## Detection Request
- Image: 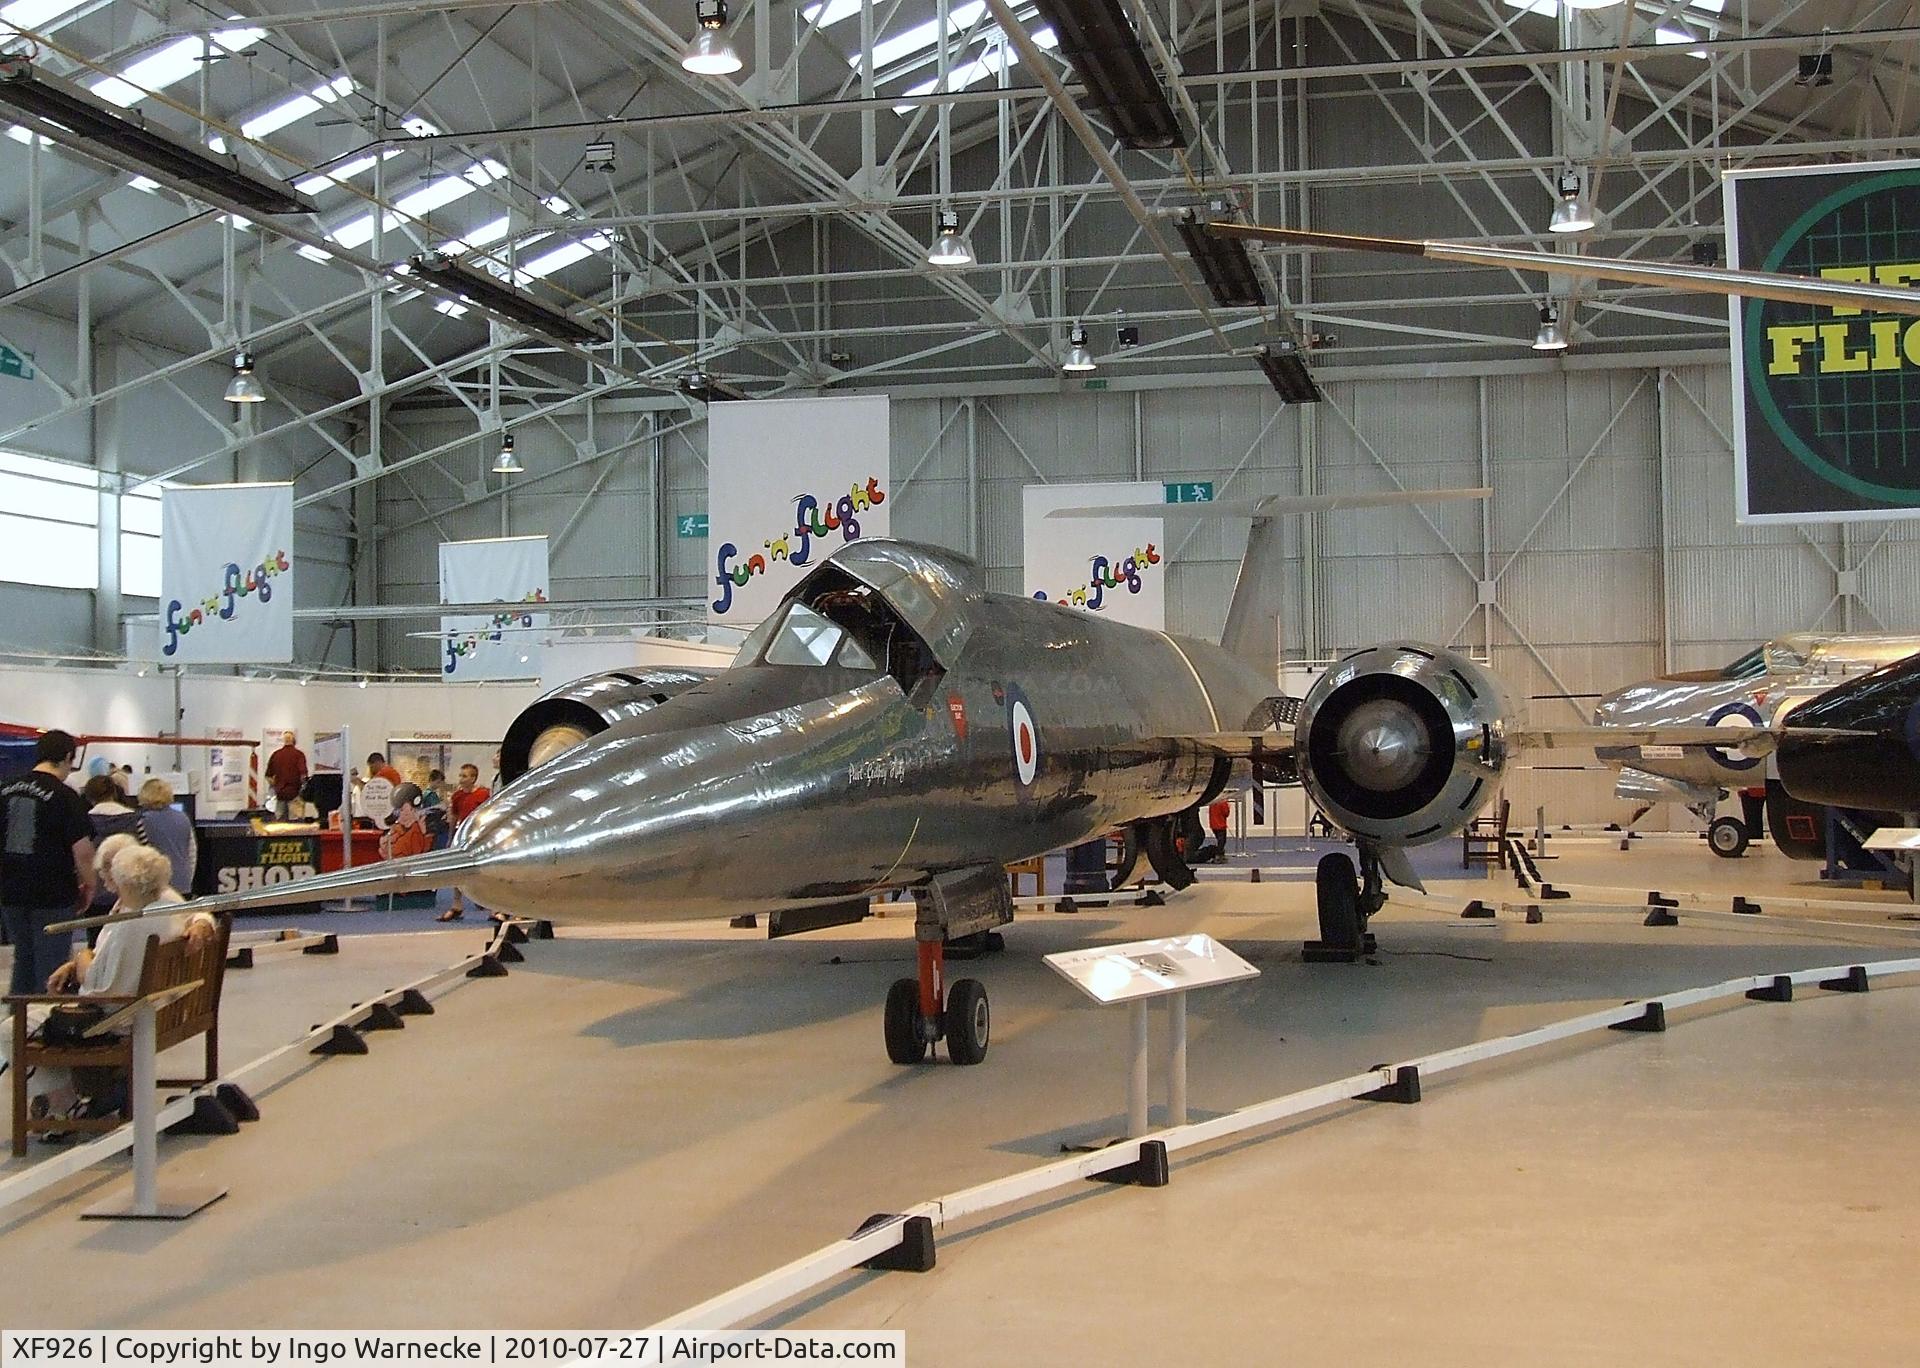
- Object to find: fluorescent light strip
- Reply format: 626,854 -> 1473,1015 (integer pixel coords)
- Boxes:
90,27 -> 265,108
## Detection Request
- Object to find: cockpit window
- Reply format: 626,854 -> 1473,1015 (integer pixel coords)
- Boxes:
1719,646 -> 1767,681
764,603 -> 844,666
755,566 -> 944,693
835,636 -> 879,670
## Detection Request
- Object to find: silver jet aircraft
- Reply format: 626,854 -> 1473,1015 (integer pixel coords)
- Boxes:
1591,632 -> 1920,854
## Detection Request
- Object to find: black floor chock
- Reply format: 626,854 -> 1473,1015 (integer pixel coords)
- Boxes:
854,1213 -> 937,1272
360,1000 -> 406,1031
303,934 -> 340,956
215,1082 -> 260,1122
1608,1001 -> 1667,1033
392,988 -> 434,1016
1746,975 -> 1794,1003
1360,1065 -> 1422,1104
167,1094 -> 241,1137
1088,1139 -> 1171,1188
311,1023 -> 369,1056
1819,965 -> 1870,993
467,954 -> 509,978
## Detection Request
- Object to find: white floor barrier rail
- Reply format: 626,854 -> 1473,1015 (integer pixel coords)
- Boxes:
649,953 -> 1920,1332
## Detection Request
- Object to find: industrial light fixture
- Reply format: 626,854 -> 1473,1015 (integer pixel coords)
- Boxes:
1174,203 -> 1268,309
583,140 -> 616,173
1117,326 -> 1141,348
1532,304 -> 1569,352
492,433 -> 523,475
224,352 -> 266,403
681,0 -> 742,76
1254,337 -> 1322,404
408,252 -> 609,347
927,207 -> 974,268
1548,170 -> 1596,235
677,370 -> 751,402
1062,325 -> 1096,373
1028,0 -> 1185,149
0,57 -> 317,215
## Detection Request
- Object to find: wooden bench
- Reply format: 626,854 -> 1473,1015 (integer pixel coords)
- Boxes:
1462,797 -> 1511,870
1006,856 -> 1046,898
8,916 -> 230,1156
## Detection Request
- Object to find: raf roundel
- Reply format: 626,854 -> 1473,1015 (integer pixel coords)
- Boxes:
1010,695 -> 1039,788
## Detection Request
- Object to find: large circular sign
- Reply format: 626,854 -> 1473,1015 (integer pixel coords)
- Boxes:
1743,167 -> 1920,507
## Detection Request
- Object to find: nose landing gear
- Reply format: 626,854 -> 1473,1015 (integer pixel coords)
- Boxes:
1303,847 -> 1385,962
883,937 -> 992,1065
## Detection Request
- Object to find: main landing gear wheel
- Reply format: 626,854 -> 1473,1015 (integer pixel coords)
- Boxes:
1315,851 -> 1364,951
884,979 -> 928,1064
1708,816 -> 1750,859
946,979 -> 990,1065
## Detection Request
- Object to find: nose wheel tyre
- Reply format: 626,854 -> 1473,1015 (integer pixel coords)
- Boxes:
884,978 -> 929,1064
1315,851 -> 1364,951
945,979 -> 990,1065
1708,816 -> 1750,859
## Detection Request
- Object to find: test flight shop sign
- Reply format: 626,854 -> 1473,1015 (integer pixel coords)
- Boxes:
1726,159 -> 1920,523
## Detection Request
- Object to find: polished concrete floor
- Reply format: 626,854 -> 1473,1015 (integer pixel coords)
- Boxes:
1,841 -> 1916,1362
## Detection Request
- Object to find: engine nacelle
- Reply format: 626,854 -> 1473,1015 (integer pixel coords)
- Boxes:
499,668 -> 715,786
1296,643 -> 1509,846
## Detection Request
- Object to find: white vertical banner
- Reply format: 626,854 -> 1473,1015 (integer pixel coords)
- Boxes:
1022,482 -> 1166,631
706,395 -> 890,636
439,535 -> 550,680
159,483 -> 294,663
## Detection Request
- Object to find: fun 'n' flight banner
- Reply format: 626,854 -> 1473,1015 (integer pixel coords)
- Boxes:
706,395 -> 890,637
1021,482 -> 1166,631
439,535 -> 549,679
159,482 -> 294,663
1726,159 -> 1920,523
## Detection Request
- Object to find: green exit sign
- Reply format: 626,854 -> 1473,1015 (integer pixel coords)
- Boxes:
676,513 -> 709,538
1164,481 -> 1214,504
0,345 -> 34,381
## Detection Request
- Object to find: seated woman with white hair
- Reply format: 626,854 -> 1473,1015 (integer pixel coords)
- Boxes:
2,843 -> 214,1128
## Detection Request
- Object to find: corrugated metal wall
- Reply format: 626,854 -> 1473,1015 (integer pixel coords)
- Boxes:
381,359 -> 1920,824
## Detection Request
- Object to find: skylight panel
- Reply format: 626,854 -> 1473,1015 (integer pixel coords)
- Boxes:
91,27 -> 265,108
327,160 -> 507,249
434,299 -> 469,318
241,75 -> 354,140
871,1 -> 986,71
294,149 -> 406,196
517,233 -> 611,282
0,0 -> 87,29
895,27 -> 1054,110
443,214 -> 511,253
801,0 -> 863,26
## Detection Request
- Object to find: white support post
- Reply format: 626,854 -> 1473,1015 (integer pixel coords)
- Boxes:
1166,992 -> 1188,1128
82,999 -> 225,1221
1126,1000 -> 1150,1139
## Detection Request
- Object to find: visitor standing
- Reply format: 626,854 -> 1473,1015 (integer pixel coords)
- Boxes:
136,777 -> 198,896
266,731 -> 309,821
0,730 -> 96,995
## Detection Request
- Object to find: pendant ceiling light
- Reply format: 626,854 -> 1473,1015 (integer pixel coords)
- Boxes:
1061,325 -> 1096,373
927,207 -> 975,268
1548,169 -> 1596,234
224,351 -> 265,403
492,433 -> 523,474
1532,304 -> 1569,352
681,0 -> 742,76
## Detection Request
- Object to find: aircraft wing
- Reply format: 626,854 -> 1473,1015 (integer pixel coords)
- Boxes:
1167,728 -> 1296,758
180,847 -> 489,917
1511,724 -> 1871,753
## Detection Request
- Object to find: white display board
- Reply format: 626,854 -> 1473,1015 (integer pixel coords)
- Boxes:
1045,934 -> 1259,1004
439,535 -> 550,680
159,483 -> 294,663
1022,482 -> 1166,630
706,395 -> 891,636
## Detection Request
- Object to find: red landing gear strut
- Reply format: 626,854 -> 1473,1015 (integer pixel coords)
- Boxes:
883,934 -> 991,1066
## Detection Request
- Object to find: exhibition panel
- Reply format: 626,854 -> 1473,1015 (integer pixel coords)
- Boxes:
0,0 -> 1916,1359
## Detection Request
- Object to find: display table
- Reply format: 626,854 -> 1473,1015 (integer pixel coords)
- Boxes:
316,828 -> 384,873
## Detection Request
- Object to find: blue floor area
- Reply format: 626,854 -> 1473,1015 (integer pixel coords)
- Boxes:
232,888 -> 486,936
1206,835 -> 1469,884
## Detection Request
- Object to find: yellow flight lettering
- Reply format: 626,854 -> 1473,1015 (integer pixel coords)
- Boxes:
1816,322 -> 1871,373
1767,324 -> 1819,375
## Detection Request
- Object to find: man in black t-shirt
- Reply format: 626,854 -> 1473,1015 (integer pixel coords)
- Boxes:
1,730 -> 97,995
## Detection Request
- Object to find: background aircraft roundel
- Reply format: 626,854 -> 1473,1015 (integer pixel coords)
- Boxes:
1706,702 -> 1766,770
